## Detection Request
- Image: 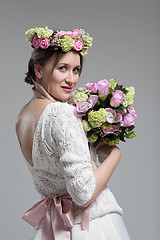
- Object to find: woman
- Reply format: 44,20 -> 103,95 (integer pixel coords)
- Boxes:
16,27 -> 130,240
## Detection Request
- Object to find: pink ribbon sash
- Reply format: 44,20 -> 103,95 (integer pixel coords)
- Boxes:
22,190 -> 74,240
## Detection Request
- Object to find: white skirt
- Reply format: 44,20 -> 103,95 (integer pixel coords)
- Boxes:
31,213 -> 130,240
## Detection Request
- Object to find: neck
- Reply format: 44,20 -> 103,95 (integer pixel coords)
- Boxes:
32,79 -> 56,102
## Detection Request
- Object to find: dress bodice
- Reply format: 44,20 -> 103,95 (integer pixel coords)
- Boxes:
27,101 -> 122,224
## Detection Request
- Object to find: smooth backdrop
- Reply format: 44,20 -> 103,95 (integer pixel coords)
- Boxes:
0,0 -> 159,239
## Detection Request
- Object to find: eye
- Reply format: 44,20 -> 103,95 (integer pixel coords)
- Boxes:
59,66 -> 67,72
73,67 -> 80,74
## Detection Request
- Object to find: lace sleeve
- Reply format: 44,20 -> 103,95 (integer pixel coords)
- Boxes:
50,103 -> 96,206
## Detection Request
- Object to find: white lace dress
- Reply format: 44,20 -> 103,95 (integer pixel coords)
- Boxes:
25,101 -> 130,240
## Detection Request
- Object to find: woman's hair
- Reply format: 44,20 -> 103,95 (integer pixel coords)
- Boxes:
25,48 -> 83,85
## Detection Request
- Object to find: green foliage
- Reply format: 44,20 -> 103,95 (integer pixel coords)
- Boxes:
115,84 -> 128,94
126,131 -> 136,139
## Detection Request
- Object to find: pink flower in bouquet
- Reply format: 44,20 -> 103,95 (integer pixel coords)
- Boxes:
102,124 -> 120,134
85,82 -> 98,93
66,31 -> 73,37
74,95 -> 98,117
40,38 -> 49,49
58,31 -> 67,35
122,108 -> 127,114
105,108 -> 122,124
110,90 -> 126,108
120,113 -> 135,127
31,36 -> 40,49
73,41 -> 83,51
97,79 -> 110,95
73,29 -> 81,36
127,106 -> 137,118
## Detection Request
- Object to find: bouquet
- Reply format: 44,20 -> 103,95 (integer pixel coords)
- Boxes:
73,78 -> 137,147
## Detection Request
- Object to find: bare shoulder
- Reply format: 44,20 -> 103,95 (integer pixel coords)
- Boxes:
16,98 -> 52,138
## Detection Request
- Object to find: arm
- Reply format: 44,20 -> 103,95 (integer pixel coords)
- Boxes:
82,146 -> 121,207
50,103 -> 121,207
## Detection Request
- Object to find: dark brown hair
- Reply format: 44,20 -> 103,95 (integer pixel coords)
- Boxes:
24,48 -> 83,85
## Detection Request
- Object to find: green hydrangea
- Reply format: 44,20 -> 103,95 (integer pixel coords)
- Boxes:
88,108 -> 107,128
73,92 -> 88,104
82,120 -> 92,132
26,27 -> 53,41
103,137 -> 120,145
108,137 -> 120,146
35,27 -> 53,38
80,48 -> 88,56
88,133 -> 98,143
84,34 -> 93,48
122,86 -> 135,107
98,108 -> 108,119
61,35 -> 75,52
26,28 -> 35,40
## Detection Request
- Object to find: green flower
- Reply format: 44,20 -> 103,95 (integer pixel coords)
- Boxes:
84,34 -> 93,48
98,108 -> 108,119
26,28 -> 35,40
73,92 -> 88,104
82,120 -> 92,132
61,35 -> 74,52
88,133 -> 98,143
108,137 -> 120,146
103,137 -> 120,145
88,108 -> 107,128
122,86 -> 135,107
80,48 -> 87,56
35,27 -> 53,38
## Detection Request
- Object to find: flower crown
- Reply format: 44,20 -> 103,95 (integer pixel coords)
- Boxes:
26,26 -> 92,56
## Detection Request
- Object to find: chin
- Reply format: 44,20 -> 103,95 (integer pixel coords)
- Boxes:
57,94 -> 72,102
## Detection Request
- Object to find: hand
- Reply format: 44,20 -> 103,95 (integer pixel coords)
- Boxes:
96,144 -> 120,164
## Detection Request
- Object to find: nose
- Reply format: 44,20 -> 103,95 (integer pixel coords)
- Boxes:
65,71 -> 75,85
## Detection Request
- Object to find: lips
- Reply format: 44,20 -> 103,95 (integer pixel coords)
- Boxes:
61,86 -> 73,92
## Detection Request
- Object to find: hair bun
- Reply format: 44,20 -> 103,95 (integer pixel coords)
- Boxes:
24,72 -> 34,85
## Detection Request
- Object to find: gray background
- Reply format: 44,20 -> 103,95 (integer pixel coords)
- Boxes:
0,0 -> 159,239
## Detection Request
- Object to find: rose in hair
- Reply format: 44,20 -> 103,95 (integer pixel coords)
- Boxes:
73,41 -> 83,51
40,38 -> 49,49
31,36 -> 40,49
73,29 -> 81,36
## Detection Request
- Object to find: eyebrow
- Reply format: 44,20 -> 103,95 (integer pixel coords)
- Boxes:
57,63 -> 81,68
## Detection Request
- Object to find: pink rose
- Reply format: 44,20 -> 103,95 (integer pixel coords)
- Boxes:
102,124 -> 120,134
122,108 -> 127,114
127,106 -> 137,118
97,79 -> 110,95
74,101 -> 91,117
110,90 -> 126,108
66,31 -> 73,37
31,36 -> 40,49
74,95 -> 98,117
40,38 -> 49,49
73,41 -> 83,51
85,82 -> 98,93
73,29 -> 81,36
120,113 -> 135,127
105,108 -> 122,123
58,31 -> 67,35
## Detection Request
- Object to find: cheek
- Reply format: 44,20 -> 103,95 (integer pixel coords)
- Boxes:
51,72 -> 63,83
75,75 -> 79,84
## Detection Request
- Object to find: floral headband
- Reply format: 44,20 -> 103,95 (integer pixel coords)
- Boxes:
25,26 -> 92,56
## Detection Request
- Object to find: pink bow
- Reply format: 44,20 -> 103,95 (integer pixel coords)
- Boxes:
22,190 -> 74,240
